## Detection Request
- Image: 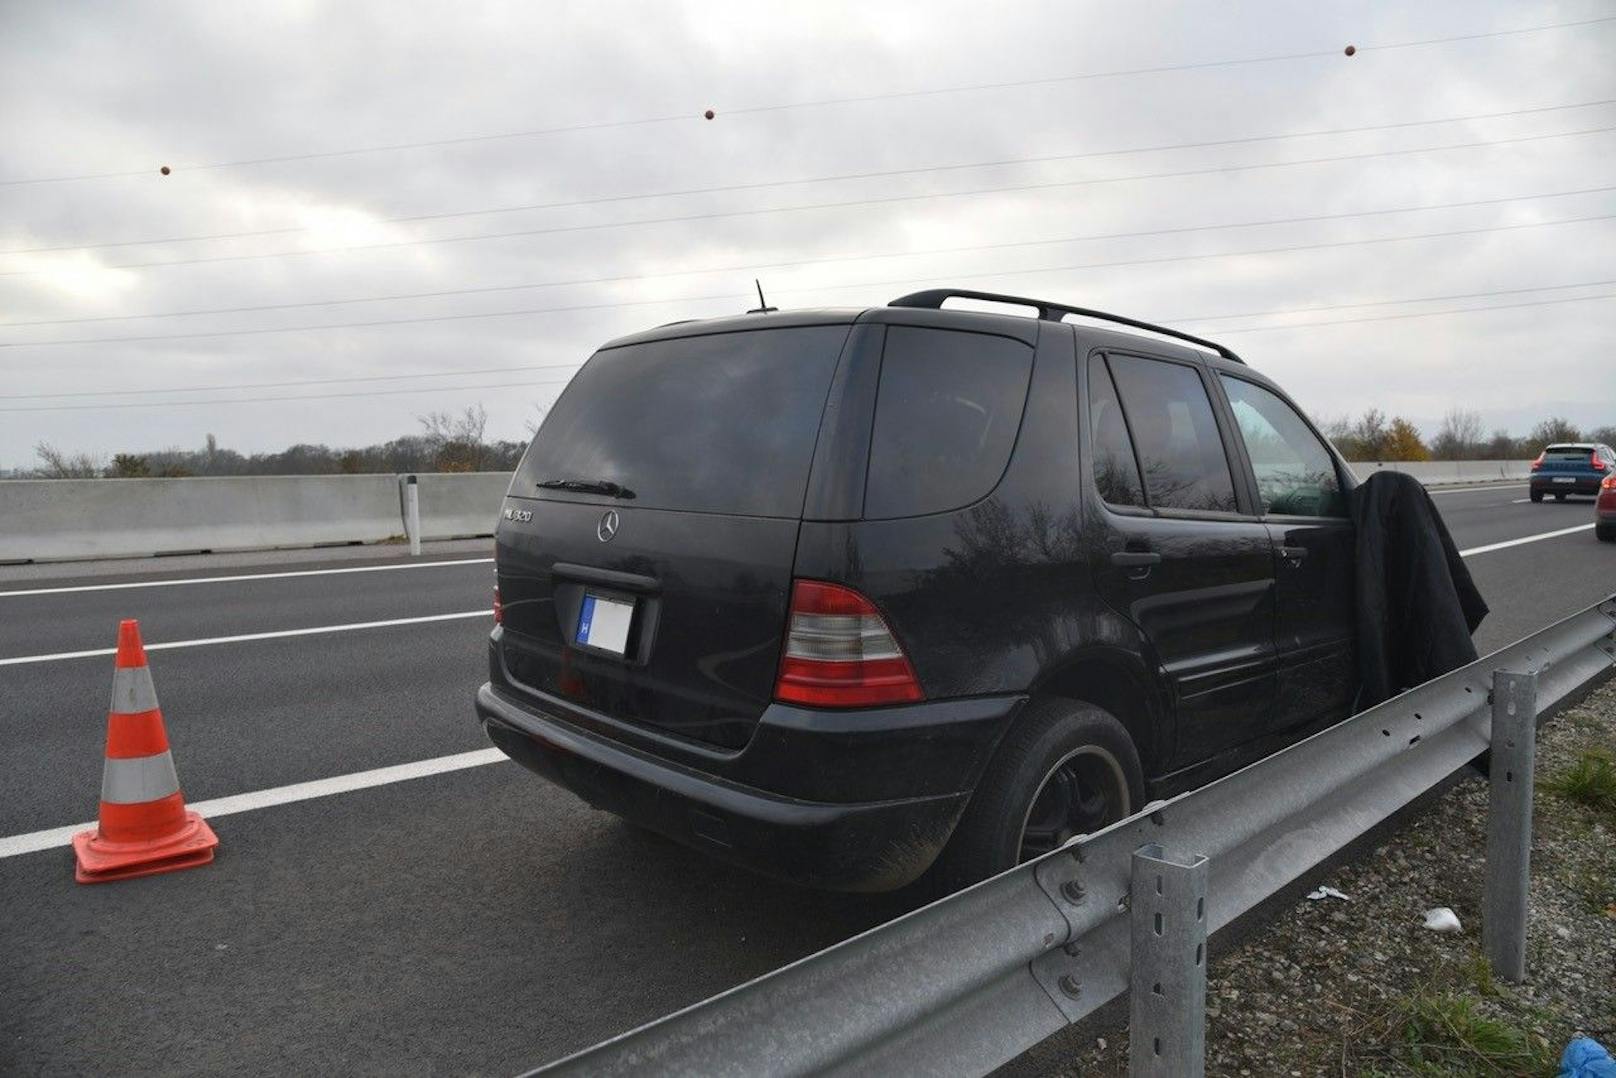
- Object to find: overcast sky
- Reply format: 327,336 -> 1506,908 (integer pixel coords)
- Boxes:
2,0 -> 1613,470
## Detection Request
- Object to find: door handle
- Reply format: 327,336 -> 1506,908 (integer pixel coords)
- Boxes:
1110,551 -> 1162,568
1279,545 -> 1308,565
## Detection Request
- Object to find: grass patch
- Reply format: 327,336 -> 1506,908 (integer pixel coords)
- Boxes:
1350,992 -> 1552,1076
1542,751 -> 1616,815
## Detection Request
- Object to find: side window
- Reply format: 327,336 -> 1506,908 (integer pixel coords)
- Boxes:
1086,355 -> 1145,507
1107,354 -> 1239,513
864,326 -> 1033,519
1219,375 -> 1346,518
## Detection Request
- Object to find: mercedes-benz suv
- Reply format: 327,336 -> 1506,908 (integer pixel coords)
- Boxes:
475,289 -> 1357,892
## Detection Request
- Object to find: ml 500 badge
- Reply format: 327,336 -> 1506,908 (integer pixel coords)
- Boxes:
503,506 -> 533,523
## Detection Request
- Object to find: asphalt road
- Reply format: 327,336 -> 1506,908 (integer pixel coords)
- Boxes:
1,483 -> 1611,1076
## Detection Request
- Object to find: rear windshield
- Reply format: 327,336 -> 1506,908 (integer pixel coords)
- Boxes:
1543,446 -> 1592,460
518,325 -> 850,517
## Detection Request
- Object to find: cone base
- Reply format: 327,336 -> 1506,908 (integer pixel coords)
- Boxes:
72,811 -> 219,884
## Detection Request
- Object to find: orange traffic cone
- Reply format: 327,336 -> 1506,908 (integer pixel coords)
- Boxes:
72,619 -> 218,884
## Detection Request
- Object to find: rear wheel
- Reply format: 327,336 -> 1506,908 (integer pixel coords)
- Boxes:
1529,490 -> 1543,503
926,699 -> 1143,895
1597,523 -> 1616,542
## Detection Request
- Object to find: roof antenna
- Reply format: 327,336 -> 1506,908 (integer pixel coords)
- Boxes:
748,278 -> 777,314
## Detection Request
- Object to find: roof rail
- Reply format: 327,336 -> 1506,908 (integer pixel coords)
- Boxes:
888,288 -> 1245,365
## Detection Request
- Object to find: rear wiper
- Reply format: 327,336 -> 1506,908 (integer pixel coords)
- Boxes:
535,477 -> 636,499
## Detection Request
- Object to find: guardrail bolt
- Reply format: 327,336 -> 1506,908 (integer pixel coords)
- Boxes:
1061,879 -> 1087,904
1057,974 -> 1083,999
1064,941 -> 1082,958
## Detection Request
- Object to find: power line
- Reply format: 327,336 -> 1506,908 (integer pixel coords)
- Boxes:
1209,291 -> 1616,335
9,97 -> 1612,256
5,14 -> 1609,187
0,379 -> 574,413
6,124 -> 1613,278
0,361 -> 586,400
9,287 -> 1615,413
5,211 -> 1614,349
1165,279 -> 1616,324
8,183 -> 1610,328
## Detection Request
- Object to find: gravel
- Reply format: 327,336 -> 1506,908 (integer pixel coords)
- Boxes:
1050,673 -> 1616,1076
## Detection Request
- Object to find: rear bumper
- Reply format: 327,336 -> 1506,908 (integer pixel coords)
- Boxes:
1530,475 -> 1603,495
475,682 -> 1020,891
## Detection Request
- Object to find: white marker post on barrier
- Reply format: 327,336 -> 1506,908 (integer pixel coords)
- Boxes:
404,475 -> 422,556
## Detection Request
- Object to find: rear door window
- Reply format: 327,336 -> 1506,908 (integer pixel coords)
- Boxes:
1087,355 -> 1145,507
1219,376 -> 1347,517
1107,354 -> 1239,513
519,325 -> 849,517
864,327 -> 1033,519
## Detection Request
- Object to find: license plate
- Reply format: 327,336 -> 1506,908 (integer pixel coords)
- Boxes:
1552,476 -> 1576,483
577,593 -> 634,655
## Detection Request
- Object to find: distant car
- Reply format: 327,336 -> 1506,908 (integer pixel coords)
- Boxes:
476,287 -> 1360,893
1528,443 -> 1614,502
1597,474 -> 1616,541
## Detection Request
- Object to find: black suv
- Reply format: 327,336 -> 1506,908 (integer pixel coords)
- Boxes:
476,289 -> 1356,892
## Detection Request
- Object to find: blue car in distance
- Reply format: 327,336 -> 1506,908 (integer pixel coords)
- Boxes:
1529,442 -> 1615,502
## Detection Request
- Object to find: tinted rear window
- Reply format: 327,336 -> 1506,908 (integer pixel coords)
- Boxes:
1543,446 -> 1592,460
864,326 -> 1033,519
518,326 -> 849,517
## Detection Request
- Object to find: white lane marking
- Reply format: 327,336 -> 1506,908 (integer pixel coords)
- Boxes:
1510,498 -> 1530,504
0,748 -> 508,859
0,557 -> 494,598
0,609 -> 488,666
1425,483 -> 1528,495
1459,523 -> 1596,557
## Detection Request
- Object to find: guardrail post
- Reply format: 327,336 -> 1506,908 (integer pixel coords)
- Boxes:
404,475 -> 422,556
1129,844 -> 1208,1078
1484,669 -> 1537,983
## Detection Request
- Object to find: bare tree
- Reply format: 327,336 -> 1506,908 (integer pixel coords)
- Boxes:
1430,408 -> 1483,460
33,441 -> 103,478
1527,416 -> 1582,450
417,403 -> 490,472
1350,408 -> 1388,460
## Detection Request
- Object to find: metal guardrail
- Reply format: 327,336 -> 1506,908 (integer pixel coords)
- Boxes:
531,595 -> 1616,1077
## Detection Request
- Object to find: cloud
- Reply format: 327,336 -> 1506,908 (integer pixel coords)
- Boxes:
0,0 -> 1612,469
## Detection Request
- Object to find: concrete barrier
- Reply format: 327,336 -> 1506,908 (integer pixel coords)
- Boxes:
0,462 -> 1534,564
1347,460 -> 1532,485
406,472 -> 512,541
0,475 -> 405,563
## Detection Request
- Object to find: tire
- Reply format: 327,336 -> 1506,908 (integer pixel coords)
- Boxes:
1597,523 -> 1616,542
925,698 -> 1144,896
1529,490 -> 1543,503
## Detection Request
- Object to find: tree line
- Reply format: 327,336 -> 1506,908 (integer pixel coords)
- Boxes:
17,404 -> 1615,478
28,406 -> 527,479
1318,409 -> 1613,463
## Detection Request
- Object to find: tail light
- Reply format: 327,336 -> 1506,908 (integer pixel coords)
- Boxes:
493,586 -> 504,624
1530,452 -> 1544,472
1592,452 -> 1607,472
774,580 -> 923,707
1603,474 -> 1616,490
